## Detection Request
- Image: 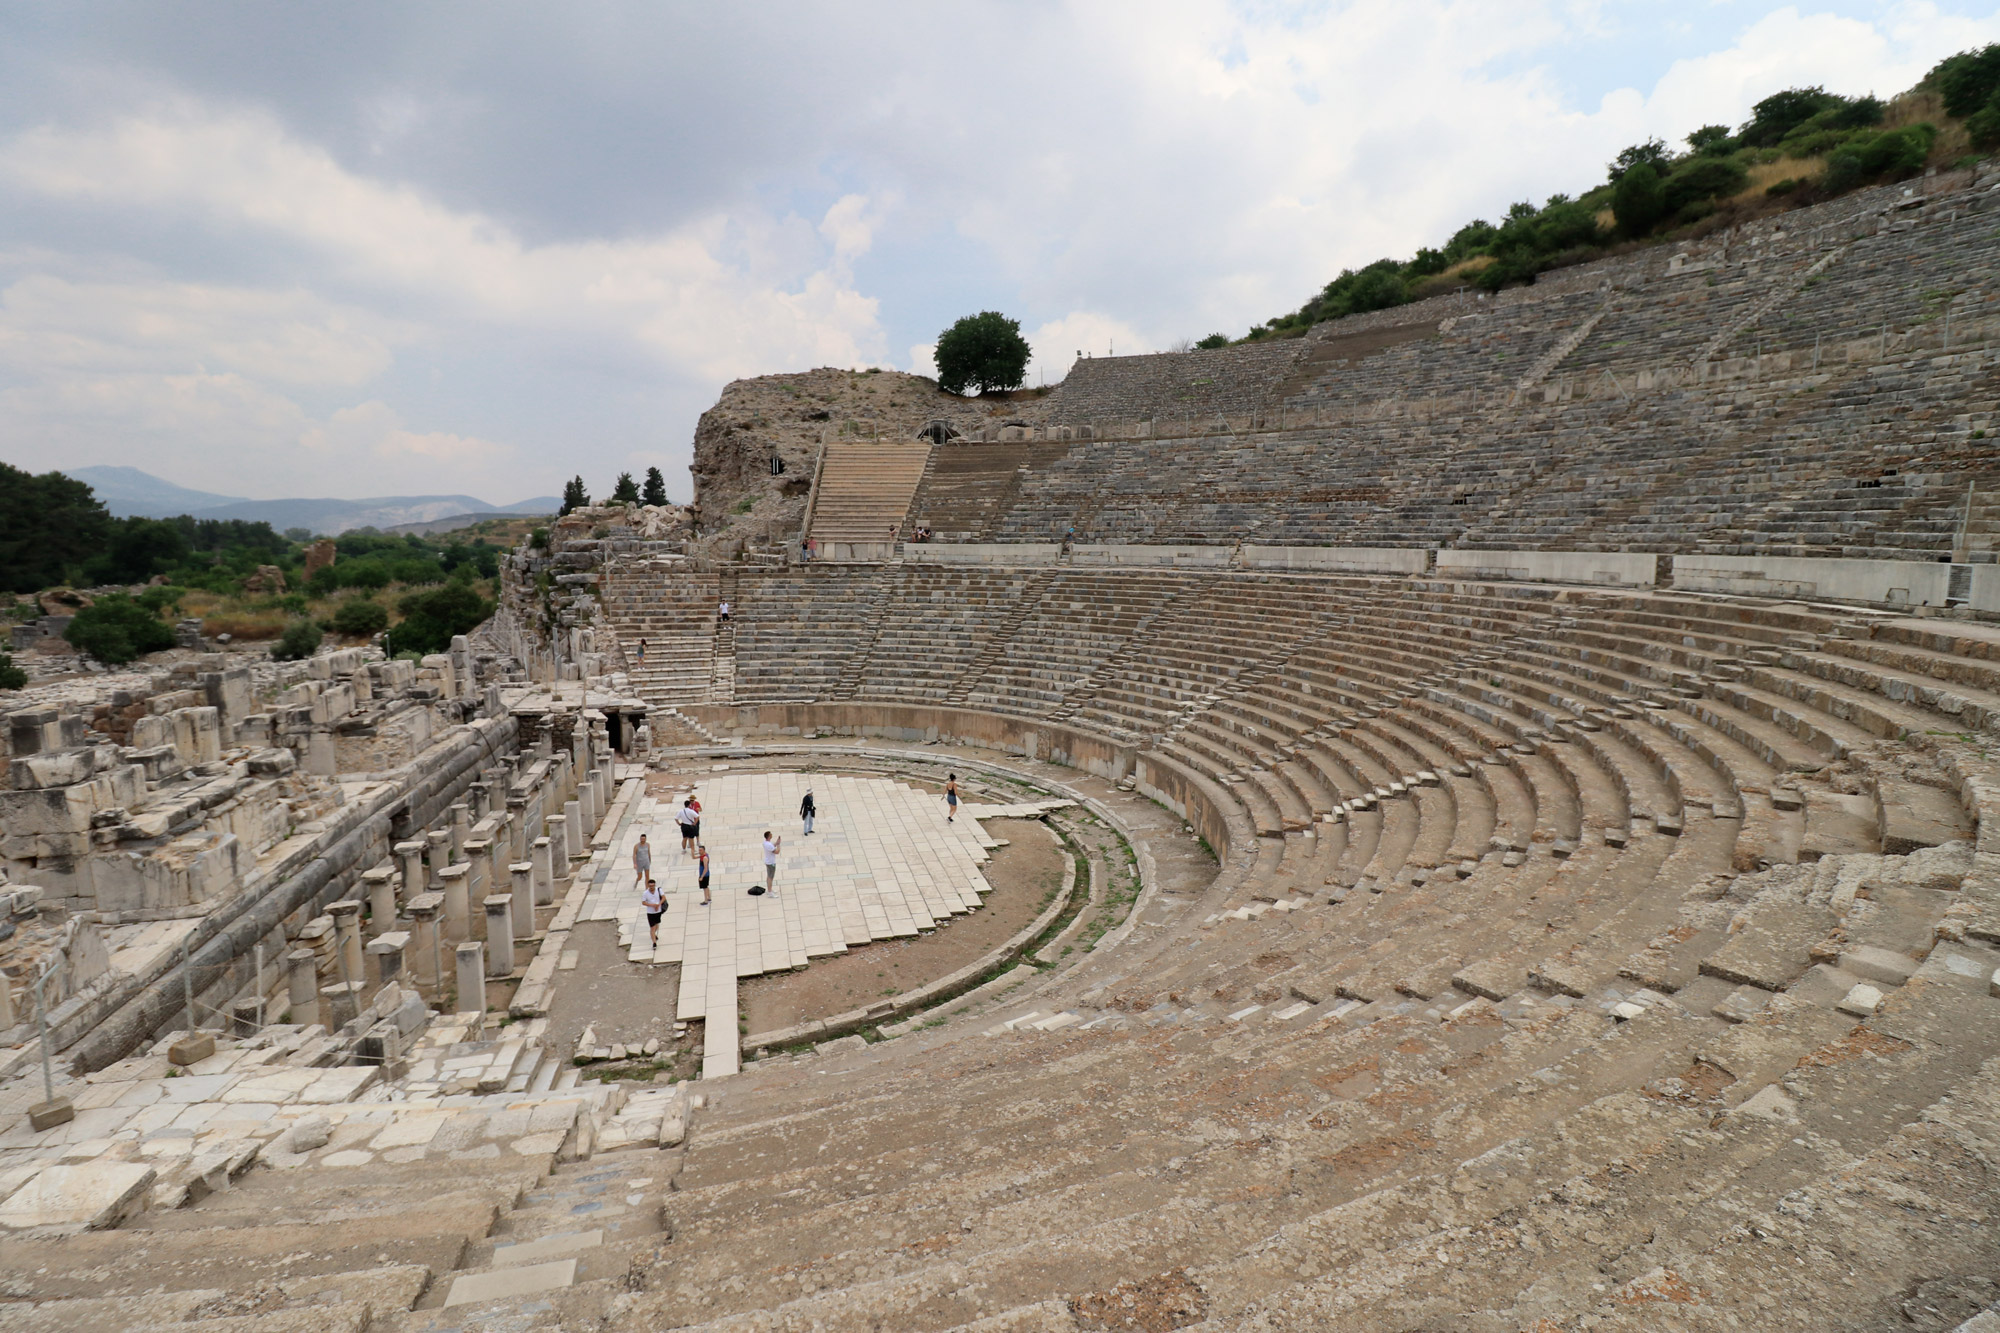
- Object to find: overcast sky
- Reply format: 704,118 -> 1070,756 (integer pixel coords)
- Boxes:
0,2 -> 1995,506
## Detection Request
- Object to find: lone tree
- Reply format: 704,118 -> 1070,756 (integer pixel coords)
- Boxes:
610,471 -> 641,505
559,475 -> 589,516
642,467 -> 668,507
934,311 -> 1031,396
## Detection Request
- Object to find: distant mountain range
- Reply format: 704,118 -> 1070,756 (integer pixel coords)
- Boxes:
70,466 -> 558,535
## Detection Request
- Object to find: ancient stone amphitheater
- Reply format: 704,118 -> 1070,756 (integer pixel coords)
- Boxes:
4,167 -> 2000,1330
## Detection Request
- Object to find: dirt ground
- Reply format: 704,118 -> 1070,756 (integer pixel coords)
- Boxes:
540,916 -> 701,1081
738,816 -> 1068,1036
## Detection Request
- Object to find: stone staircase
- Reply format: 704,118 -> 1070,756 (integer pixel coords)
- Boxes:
941,568 -> 1056,705
805,442 -> 932,548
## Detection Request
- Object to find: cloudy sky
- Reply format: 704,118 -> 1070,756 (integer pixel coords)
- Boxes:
1,2 -> 1995,506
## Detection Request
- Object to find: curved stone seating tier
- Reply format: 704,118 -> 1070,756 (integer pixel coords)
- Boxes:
892,177 -> 2000,560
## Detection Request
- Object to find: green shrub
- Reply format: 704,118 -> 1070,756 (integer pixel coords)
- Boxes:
1928,43 -> 2000,119
1663,156 -> 1749,213
64,593 -> 175,665
1194,334 -> 1231,350
1686,124 -> 1734,154
1967,89 -> 2000,151
272,619 -> 323,661
385,583 -> 493,657
1612,162 -> 1667,237
0,651 -> 24,690
1824,123 -> 1937,193
1766,177 -> 1801,196
529,528 -> 550,550
330,598 -> 388,637
1739,87 -> 1845,147
934,311 -> 1031,396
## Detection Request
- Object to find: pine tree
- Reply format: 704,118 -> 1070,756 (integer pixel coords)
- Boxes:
610,471 -> 641,504
559,475 -> 589,516
642,466 -> 668,507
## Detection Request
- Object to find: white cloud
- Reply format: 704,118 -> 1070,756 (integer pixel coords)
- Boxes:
1022,312 -> 1153,387
299,400 -> 510,468
0,275 -> 398,385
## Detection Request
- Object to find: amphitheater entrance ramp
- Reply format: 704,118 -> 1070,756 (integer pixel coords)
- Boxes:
805,441 -> 931,560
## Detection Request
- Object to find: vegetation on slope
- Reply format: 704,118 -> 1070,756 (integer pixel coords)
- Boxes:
1,461 -> 509,665
1236,45 -> 2000,342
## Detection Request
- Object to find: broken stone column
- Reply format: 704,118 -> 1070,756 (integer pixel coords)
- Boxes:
438,864 -> 471,944
577,776 -> 598,840
319,980 -> 365,1029
362,866 -> 397,933
449,802 -> 471,861
287,948 -> 320,1028
483,896 -> 514,977
489,810 -> 515,873
506,796 -> 529,862
468,780 -> 491,821
369,931 -> 409,990
425,829 -> 452,888
407,892 -> 444,992
547,809 -> 570,867
230,996 -> 263,1037
464,837 -> 493,904
328,900 -> 365,986
563,799 -> 584,860
395,841 -> 426,901
455,942 -> 486,1015
306,729 -> 337,777
510,861 -> 536,941
532,836 -> 554,905
0,972 -> 12,1028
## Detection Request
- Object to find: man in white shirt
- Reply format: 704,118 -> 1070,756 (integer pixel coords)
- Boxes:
762,831 -> 781,896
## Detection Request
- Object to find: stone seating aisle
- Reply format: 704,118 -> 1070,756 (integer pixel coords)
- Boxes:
806,442 -> 932,547
729,569 -> 882,701
598,561 -> 719,706
960,571 -> 1187,717
848,566 -> 1042,703
906,442 -> 1073,541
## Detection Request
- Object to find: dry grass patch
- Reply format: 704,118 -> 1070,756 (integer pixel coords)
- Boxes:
1732,157 -> 1825,200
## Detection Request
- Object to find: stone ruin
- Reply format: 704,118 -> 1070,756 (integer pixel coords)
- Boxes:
7,163 -> 2000,1332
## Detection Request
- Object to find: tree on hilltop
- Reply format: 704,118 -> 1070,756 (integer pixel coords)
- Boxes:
559,475 -> 589,516
610,471 -> 640,505
642,467 -> 668,506
935,312 -> 1031,396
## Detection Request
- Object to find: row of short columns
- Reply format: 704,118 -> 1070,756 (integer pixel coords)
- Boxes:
342,719 -> 610,1017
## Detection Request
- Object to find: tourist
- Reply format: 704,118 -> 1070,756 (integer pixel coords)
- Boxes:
696,845 -> 712,906
632,832 -> 651,887
641,876 -> 665,948
677,797 -> 700,854
800,787 -> 816,836
944,774 -> 959,823
635,639 -> 646,666
763,830 -> 781,895
718,599 -> 732,623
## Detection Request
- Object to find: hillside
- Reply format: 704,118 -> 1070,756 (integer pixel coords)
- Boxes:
1237,44 -> 2000,344
687,366 -> 1052,556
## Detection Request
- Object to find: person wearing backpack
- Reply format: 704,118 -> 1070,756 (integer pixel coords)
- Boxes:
800,788 -> 816,836
641,876 -> 665,948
